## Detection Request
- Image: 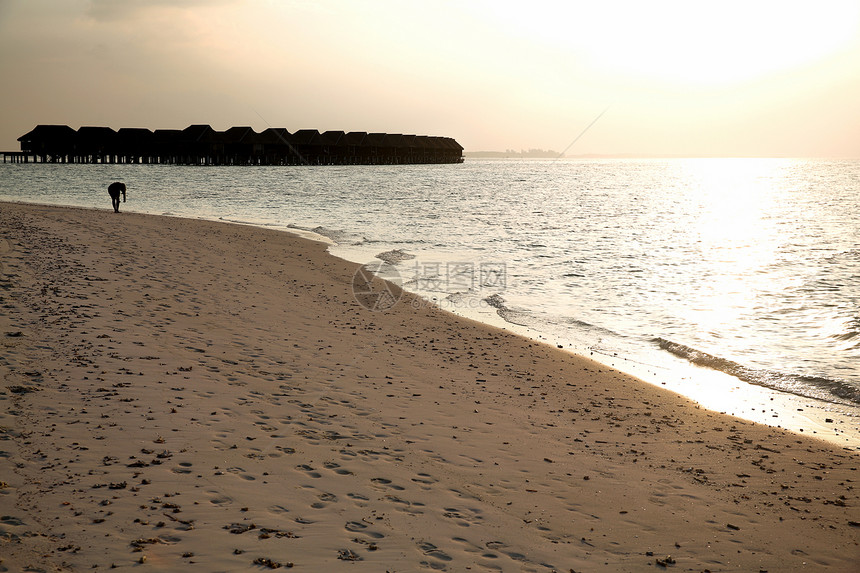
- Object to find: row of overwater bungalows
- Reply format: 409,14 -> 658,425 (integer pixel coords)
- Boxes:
13,125 -> 464,165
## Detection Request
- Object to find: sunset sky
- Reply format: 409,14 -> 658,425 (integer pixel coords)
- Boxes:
1,0 -> 859,156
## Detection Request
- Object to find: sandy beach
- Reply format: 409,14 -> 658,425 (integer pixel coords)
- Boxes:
0,201 -> 857,572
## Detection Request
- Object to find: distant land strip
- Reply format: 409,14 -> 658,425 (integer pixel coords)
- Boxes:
6,124 -> 464,165
465,149 -> 561,159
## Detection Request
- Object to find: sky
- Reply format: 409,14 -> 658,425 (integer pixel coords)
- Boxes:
1,0 -> 860,157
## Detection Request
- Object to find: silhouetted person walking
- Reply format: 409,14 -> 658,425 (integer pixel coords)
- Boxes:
108,182 -> 126,213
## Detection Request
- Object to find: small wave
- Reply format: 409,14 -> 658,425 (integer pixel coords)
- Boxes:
375,249 -> 416,265
483,296 -> 617,341
823,247 -> 860,265
353,237 -> 429,246
832,332 -> 860,352
558,315 -> 600,331
829,317 -> 860,344
484,293 -> 506,310
654,337 -> 860,406
831,331 -> 858,342
309,226 -> 353,243
219,216 -> 277,227
482,294 -> 531,327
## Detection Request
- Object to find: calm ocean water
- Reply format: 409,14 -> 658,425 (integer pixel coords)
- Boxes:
2,158 -> 859,415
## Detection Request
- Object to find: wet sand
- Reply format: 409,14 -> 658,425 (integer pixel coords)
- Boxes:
0,201 -> 858,572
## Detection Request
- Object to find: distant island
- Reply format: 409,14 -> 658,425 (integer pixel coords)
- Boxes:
464,151 -> 774,159
9,124 -> 464,166
465,149 -> 561,159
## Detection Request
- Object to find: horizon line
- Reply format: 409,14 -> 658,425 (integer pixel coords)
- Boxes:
463,152 -> 860,160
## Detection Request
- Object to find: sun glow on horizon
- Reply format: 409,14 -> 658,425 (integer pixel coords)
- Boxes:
478,0 -> 860,88
1,0 -> 860,155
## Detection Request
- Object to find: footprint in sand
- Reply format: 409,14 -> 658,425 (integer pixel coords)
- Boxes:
172,462 -> 194,474
296,464 -> 321,478
411,473 -> 438,489
441,506 -> 484,527
208,494 -> 233,506
417,540 -> 454,566
370,477 -> 405,491
310,492 -> 338,509
450,536 -> 487,555
481,541 -> 534,565
384,494 -> 425,515
225,466 -> 256,481
346,492 -> 369,507
344,520 -> 385,539
323,461 -> 354,475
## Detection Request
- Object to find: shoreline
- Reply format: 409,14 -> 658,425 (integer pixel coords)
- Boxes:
1,201 -> 858,571
4,195 -> 859,449
414,290 -> 860,449
325,240 -> 860,450
3,159 -> 860,436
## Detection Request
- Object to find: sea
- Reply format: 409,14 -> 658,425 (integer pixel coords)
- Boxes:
2,158 -> 858,446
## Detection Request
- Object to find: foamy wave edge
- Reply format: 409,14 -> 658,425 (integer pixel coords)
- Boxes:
654,337 -> 860,406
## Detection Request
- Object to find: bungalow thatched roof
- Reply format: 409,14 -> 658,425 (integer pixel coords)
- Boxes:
343,132 -> 367,146
258,128 -> 292,145
221,126 -> 258,144
153,129 -> 183,144
77,126 -> 117,142
117,127 -> 153,140
445,137 -> 465,151
18,124 -> 77,144
321,131 -> 346,146
182,124 -> 218,143
292,129 -> 322,146
382,134 -> 404,148
364,133 -> 386,147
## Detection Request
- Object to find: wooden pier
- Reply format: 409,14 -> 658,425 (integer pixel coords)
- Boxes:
2,152 -> 32,163
10,125 -> 464,166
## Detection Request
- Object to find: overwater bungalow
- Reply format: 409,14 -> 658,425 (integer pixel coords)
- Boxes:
8,124 -> 463,165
